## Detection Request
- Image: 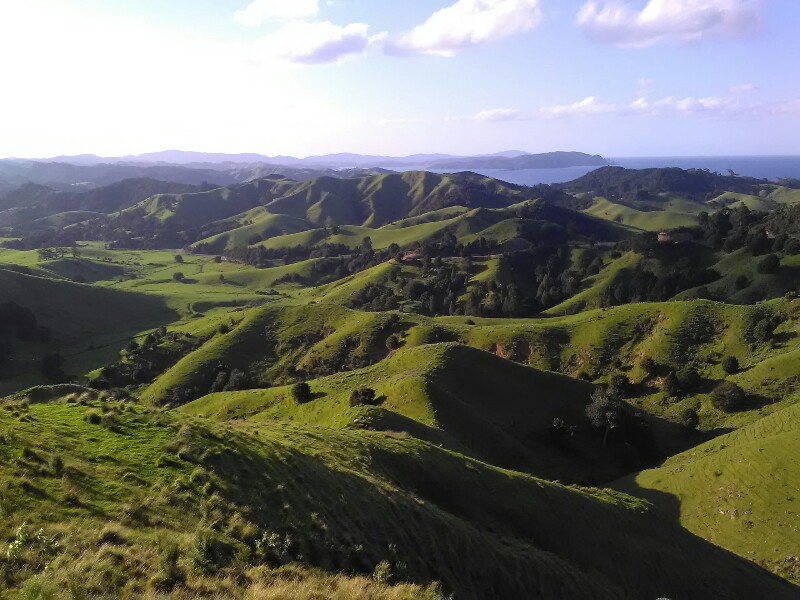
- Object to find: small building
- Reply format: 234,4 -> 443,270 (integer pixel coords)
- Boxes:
402,251 -> 423,263
657,231 -> 672,243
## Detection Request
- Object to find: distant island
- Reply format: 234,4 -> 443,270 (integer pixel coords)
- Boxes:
10,150 -> 609,172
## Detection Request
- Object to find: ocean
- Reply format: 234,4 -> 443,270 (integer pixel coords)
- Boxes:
407,156 -> 800,187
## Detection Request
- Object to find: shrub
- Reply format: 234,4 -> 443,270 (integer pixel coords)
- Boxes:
190,529 -> 233,574
385,335 -> 400,351
172,272 -> 185,282
174,255 -> 183,263
292,382 -> 311,404
680,408 -> 700,429
350,388 -> 376,407
722,356 -> 739,374
664,367 -> 701,398
711,381 -> 748,412
85,410 -> 101,425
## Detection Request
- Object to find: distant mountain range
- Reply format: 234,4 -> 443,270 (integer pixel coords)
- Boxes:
10,150 -> 608,172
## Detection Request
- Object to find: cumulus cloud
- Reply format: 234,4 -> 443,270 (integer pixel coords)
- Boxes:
475,108 -> 522,121
540,96 -> 617,118
387,0 -> 542,57
234,0 -> 319,26
539,93 -> 750,118
254,20 -> 377,65
630,95 -> 737,115
576,0 -> 760,47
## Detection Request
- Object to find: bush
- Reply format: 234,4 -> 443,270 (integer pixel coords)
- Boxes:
292,382 -> 311,404
722,356 -> 739,374
757,254 -> 780,274
85,410 -> 101,425
711,381 -> 748,412
385,335 -> 400,351
172,272 -> 185,282
664,367 -> 700,398
680,408 -> 700,429
174,255 -> 184,263
350,388 -> 376,407
190,529 -> 233,574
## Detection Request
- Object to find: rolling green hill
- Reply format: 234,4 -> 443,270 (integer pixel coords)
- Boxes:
0,268 -> 175,394
616,400 -> 800,583
0,387 -> 793,598
3,165 -> 800,596
583,197 -> 702,231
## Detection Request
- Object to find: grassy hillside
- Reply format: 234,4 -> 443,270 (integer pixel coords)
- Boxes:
0,269 -> 175,394
0,387 -> 792,598
616,400 -> 800,583
181,342 -> 603,480
583,197 -> 701,231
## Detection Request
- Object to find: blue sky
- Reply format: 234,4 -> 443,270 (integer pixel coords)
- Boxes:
0,0 -> 798,158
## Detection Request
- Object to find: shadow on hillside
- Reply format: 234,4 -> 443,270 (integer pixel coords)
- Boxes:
738,392 -> 776,412
773,330 -> 797,347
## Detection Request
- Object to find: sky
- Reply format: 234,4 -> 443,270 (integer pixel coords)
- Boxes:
0,0 -> 798,158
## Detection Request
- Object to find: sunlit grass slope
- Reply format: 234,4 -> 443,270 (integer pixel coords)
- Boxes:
616,400 -> 800,583
0,387 -> 792,599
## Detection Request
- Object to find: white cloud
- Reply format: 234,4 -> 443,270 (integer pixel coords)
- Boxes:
234,0 -> 319,27
630,95 -> 738,115
540,96 -> 617,118
475,108 -> 521,121
577,0 -> 760,47
729,82 -> 756,93
387,0 -> 542,57
253,20 -> 377,65
539,93 -> 748,118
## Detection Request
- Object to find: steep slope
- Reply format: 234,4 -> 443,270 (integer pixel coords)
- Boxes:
0,269 -> 175,393
616,401 -> 800,583
181,343 -> 598,479
1,388 -> 792,598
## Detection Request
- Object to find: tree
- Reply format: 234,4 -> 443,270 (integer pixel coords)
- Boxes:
224,369 -> 248,392
757,254 -> 780,274
585,387 -> 626,446
711,381 -> 748,412
350,388 -> 376,407
722,356 -> 739,374
292,382 -> 311,404
172,272 -> 185,282
663,372 -> 682,398
680,408 -> 700,430
385,335 -> 400,351
174,254 -> 184,263
607,374 -> 630,398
